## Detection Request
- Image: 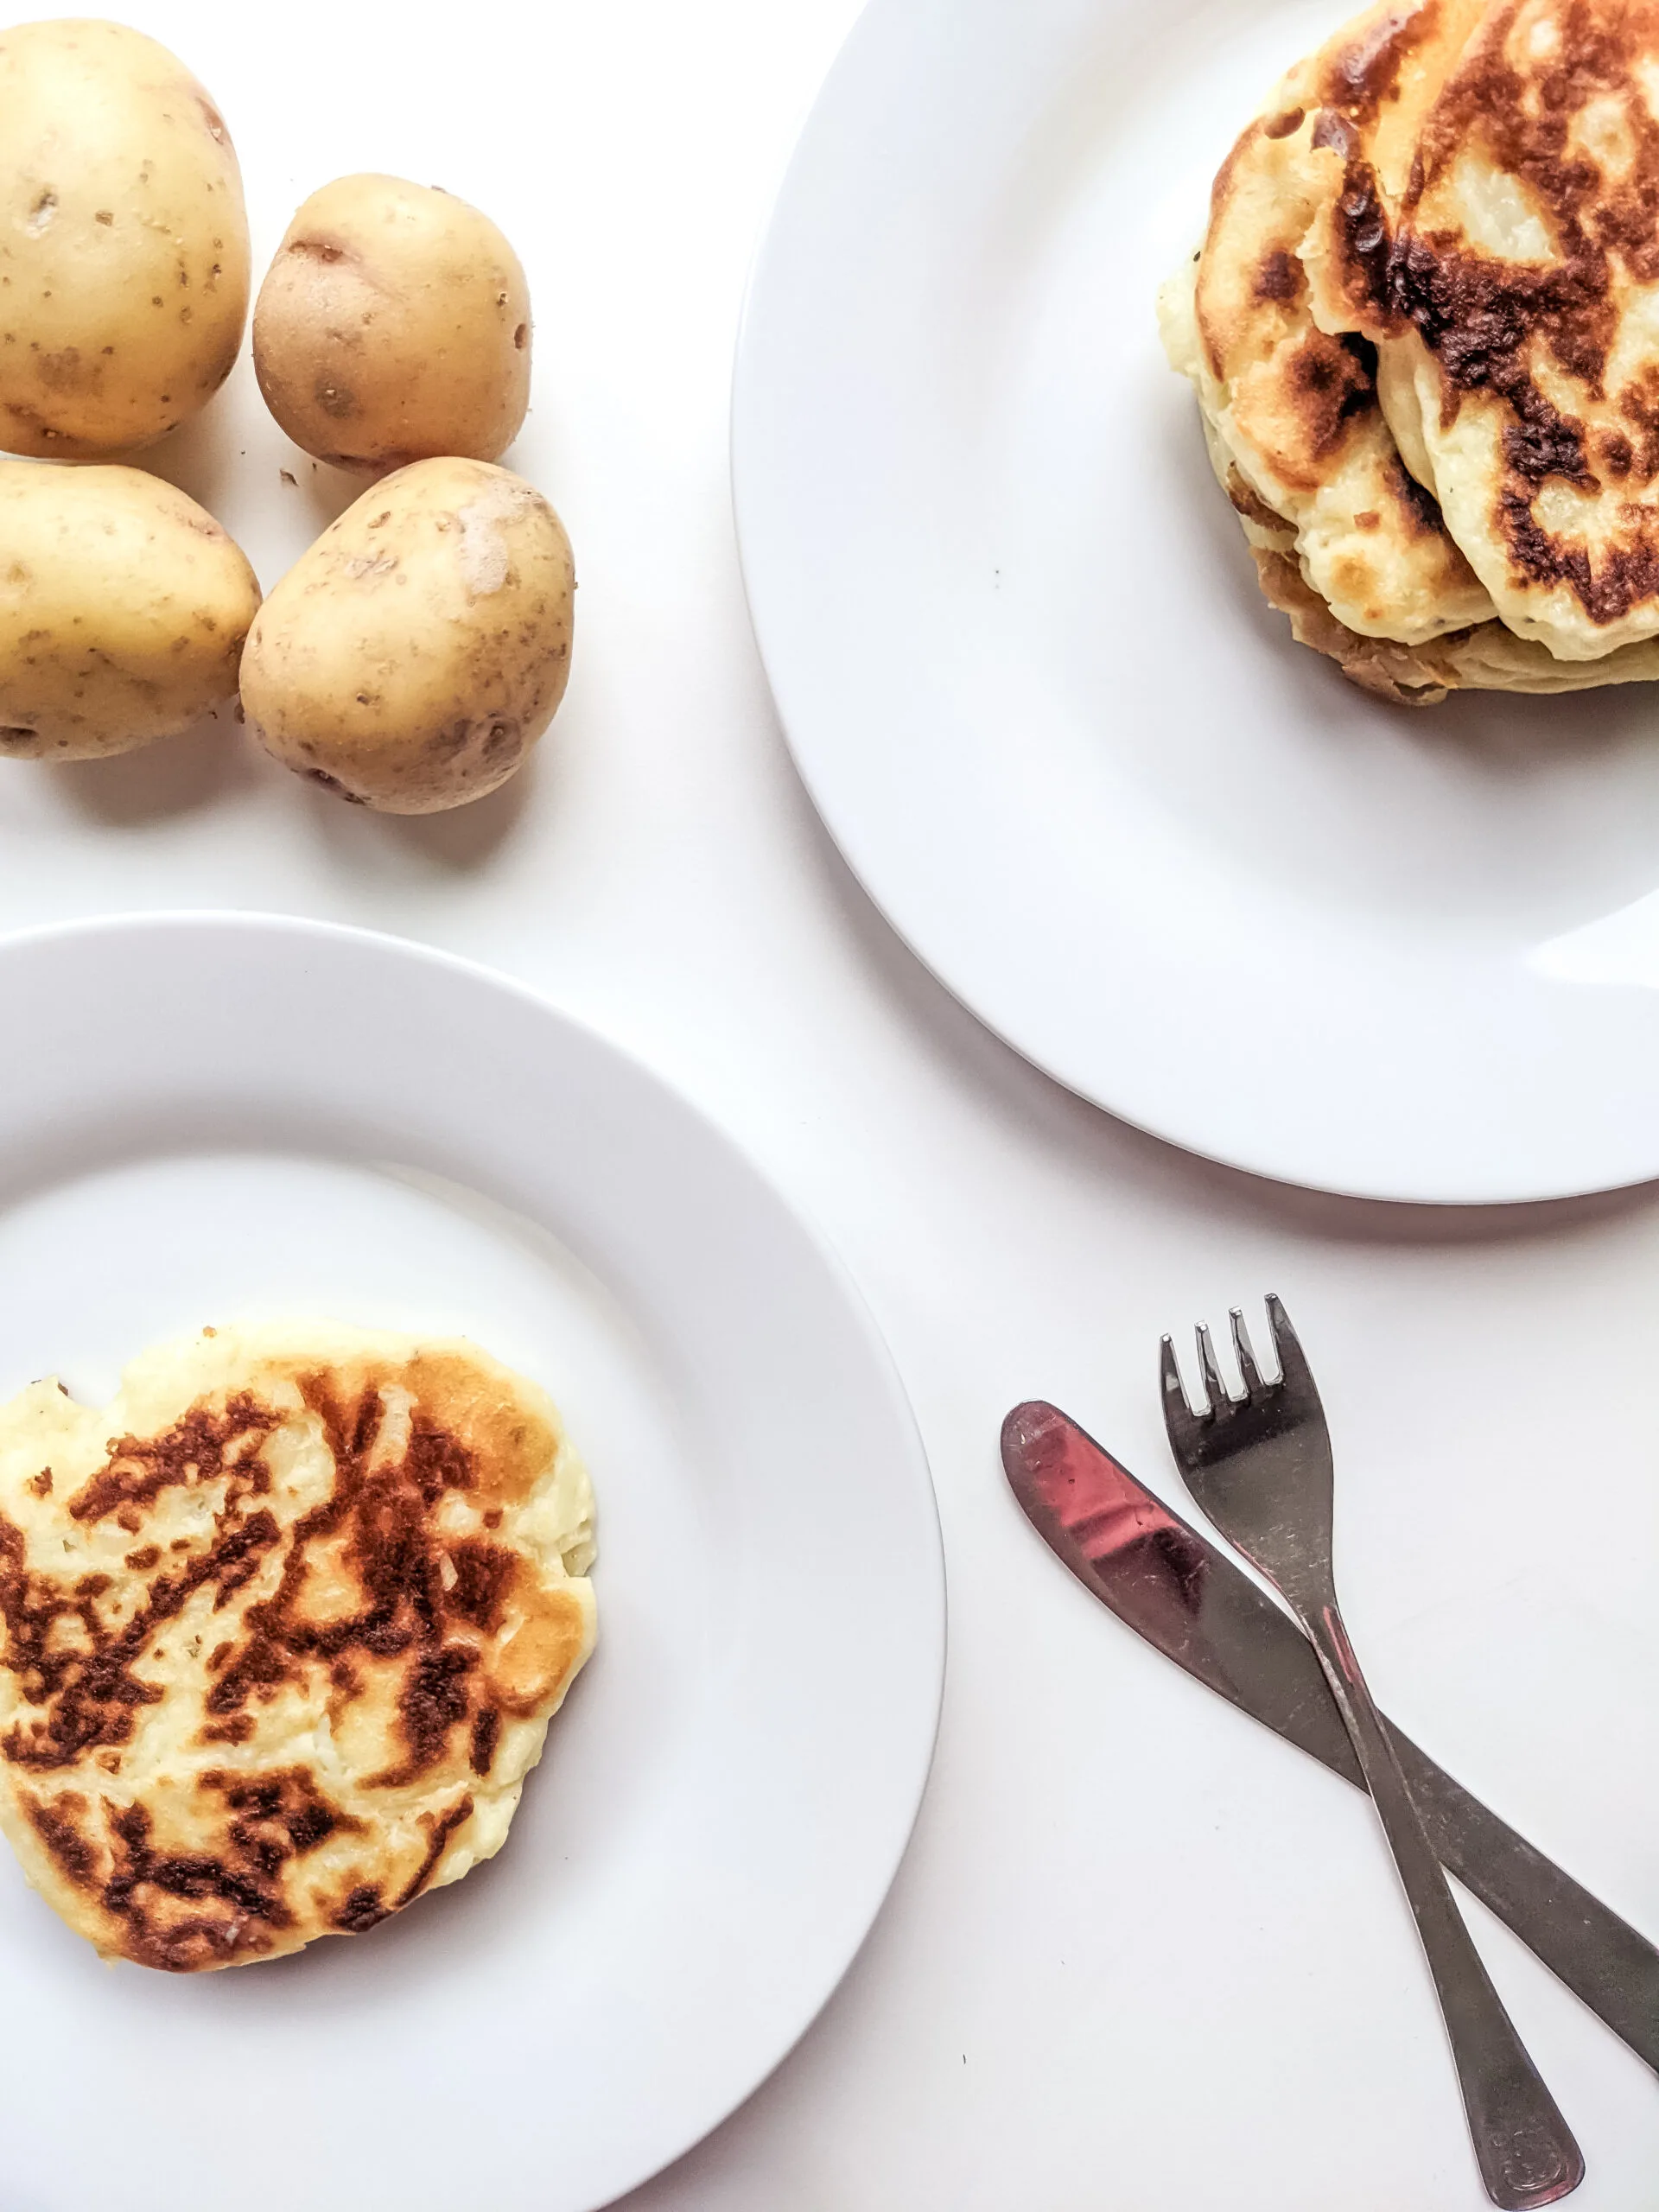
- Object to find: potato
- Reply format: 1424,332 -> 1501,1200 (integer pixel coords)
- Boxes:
0,20 -> 250,457
252,176 -> 531,472
240,457 -> 573,812
0,459 -> 260,760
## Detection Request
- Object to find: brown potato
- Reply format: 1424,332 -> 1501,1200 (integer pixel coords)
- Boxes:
0,459 -> 259,760
252,175 -> 531,472
239,457 -> 573,812
0,19 -> 250,456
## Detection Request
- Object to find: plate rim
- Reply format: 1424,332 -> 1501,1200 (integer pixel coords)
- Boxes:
0,904 -> 947,2211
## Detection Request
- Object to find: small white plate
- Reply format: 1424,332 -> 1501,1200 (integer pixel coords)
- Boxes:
0,912 -> 943,2212
734,0 -> 1659,1203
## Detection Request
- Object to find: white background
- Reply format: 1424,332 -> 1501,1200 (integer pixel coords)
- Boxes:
3,2 -> 1657,2205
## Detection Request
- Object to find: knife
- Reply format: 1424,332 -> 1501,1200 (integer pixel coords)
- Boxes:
1001,1397 -> 1659,2073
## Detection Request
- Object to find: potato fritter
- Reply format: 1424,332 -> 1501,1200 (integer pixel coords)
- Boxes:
0,1321 -> 595,1972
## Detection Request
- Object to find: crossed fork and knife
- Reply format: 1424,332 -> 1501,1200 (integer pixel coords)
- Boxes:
1002,1297 -> 1655,2209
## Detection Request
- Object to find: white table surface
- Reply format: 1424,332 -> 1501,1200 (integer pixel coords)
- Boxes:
3,3 -> 1658,2206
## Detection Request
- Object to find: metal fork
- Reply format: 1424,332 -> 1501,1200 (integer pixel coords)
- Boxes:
1160,1296 -> 1583,2210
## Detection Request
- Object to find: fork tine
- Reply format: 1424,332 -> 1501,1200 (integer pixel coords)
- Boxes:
1159,1333 -> 1204,1453
1263,1293 -> 1310,1395
1229,1306 -> 1262,1395
1195,1322 -> 1232,1414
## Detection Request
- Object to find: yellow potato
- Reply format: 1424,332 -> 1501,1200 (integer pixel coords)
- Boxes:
253,175 -> 531,472
240,457 -> 574,812
0,19 -> 250,456
0,459 -> 260,760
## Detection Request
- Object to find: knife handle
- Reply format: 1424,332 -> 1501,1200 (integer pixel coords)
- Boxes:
1388,1718 -> 1659,2074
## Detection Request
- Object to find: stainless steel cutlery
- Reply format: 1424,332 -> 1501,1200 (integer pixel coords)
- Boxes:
1001,1297 -> 1658,2206
1000,1398 -> 1659,2073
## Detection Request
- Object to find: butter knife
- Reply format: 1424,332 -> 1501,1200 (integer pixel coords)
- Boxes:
1001,1397 -> 1659,2072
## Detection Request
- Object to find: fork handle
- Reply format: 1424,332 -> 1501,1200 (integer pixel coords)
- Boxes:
1304,1602 -> 1584,2210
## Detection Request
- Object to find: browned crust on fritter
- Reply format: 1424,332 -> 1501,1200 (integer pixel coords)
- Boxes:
1225,465 -> 1296,533
0,1355 -> 588,1972
1288,330 -> 1385,470
1318,0 -> 1659,624
1320,0 -> 1452,116
1190,32 -> 1493,628
1250,546 -> 1463,700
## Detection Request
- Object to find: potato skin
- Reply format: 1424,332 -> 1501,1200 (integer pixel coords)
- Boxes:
253,176 -> 531,473
240,457 -> 574,812
0,19 -> 250,457
0,460 -> 261,760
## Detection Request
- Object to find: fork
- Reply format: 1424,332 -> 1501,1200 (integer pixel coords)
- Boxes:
1160,1296 -> 1583,2210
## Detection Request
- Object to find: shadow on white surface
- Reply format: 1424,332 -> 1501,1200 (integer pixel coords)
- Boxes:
300,740 -> 545,871
42,712 -> 267,825
141,399 -> 364,553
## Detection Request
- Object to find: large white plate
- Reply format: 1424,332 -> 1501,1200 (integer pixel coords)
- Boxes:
733,0 -> 1659,1204
0,913 -> 943,2212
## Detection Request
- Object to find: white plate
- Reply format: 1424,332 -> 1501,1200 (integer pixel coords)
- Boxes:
0,912 -> 943,2212
733,0 -> 1659,1204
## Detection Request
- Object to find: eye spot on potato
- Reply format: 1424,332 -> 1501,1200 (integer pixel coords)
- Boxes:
24,191 -> 56,238
315,378 -> 356,420
304,767 -> 366,803
513,324 -> 527,350
290,239 -> 345,264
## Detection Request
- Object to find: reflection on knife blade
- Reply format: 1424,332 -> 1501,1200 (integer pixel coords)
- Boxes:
1001,1398 -> 1659,2075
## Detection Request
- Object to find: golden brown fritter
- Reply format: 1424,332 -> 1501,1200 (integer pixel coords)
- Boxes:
1162,0 -> 1659,696
0,1321 -> 595,1972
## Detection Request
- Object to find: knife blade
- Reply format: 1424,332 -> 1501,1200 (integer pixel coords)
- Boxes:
1001,1396 -> 1659,2073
